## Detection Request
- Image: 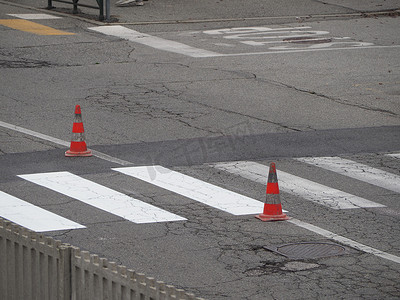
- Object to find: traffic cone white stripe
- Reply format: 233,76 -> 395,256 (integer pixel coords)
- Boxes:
213,161 -> 385,209
255,162 -> 289,222
65,105 -> 92,157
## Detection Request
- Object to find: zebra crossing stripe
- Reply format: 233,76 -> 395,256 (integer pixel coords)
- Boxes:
7,14 -> 62,20
296,157 -> 400,193
0,191 -> 85,232
18,172 -> 186,224
89,26 -> 221,58
113,166 -> 266,215
387,153 -> 400,159
212,161 -> 385,210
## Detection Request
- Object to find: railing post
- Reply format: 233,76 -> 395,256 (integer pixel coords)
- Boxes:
59,245 -> 72,300
0,221 -> 8,300
73,0 -> 79,14
47,0 -> 107,21
106,0 -> 110,22
98,0 -> 105,21
0,217 -> 204,300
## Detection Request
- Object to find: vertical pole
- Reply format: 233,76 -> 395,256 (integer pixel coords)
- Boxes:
59,245 -> 71,300
73,0 -> 78,14
106,0 -> 110,22
0,235 -> 8,300
98,0 -> 105,21
47,0 -> 53,9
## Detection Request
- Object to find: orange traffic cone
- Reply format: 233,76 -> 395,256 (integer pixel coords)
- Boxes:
256,162 -> 289,222
65,105 -> 92,157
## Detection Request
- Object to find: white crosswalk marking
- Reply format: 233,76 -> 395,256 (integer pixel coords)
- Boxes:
7,13 -> 62,20
18,172 -> 186,224
212,161 -> 386,210
7,154 -> 396,228
89,26 -> 221,58
386,153 -> 400,159
296,157 -> 400,193
0,191 -> 85,232
113,165 -> 266,215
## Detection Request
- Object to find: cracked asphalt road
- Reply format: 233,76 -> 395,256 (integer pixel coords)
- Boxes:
1,0 -> 400,299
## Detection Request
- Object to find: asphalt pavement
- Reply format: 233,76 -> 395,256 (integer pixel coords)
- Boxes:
5,0 -> 400,24
1,0 -> 400,299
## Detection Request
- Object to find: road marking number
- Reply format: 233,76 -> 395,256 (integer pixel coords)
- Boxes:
203,26 -> 373,50
88,24 -> 399,57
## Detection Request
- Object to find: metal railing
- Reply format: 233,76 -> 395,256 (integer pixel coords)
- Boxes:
47,0 -> 110,21
0,218 -> 204,300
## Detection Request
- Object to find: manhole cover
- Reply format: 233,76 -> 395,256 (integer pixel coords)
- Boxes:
264,242 -> 349,259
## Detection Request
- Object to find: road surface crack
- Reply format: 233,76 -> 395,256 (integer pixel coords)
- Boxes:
264,78 -> 398,117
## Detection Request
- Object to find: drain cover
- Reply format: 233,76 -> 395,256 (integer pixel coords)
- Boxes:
264,242 -> 349,259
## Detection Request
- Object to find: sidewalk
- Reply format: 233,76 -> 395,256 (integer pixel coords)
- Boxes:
2,0 -> 400,24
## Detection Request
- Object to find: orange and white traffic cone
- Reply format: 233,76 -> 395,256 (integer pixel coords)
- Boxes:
65,105 -> 92,157
256,162 -> 289,222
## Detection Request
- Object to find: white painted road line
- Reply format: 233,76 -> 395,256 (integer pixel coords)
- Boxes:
0,120 -> 69,146
89,26 -> 222,58
18,172 -> 186,224
212,161 -> 385,210
113,165 -> 266,215
87,25 -> 400,57
7,13 -> 62,20
386,153 -> 400,159
219,44 -> 400,56
0,120 -> 131,166
289,218 -> 400,265
296,157 -> 400,194
0,191 -> 85,232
